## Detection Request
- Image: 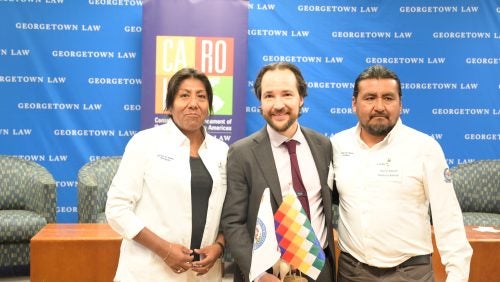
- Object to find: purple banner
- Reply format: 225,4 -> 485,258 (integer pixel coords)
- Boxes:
141,0 -> 248,144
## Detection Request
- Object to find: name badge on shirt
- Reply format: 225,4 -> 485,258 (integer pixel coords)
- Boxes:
374,158 -> 401,181
157,153 -> 174,162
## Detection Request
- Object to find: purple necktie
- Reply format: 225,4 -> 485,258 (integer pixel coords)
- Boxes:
284,140 -> 311,219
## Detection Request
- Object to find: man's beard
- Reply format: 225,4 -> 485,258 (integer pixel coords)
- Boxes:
362,120 -> 395,136
263,109 -> 297,133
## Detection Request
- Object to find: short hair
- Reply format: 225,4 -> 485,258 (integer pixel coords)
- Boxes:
165,68 -> 213,114
353,65 -> 402,98
253,62 -> 308,100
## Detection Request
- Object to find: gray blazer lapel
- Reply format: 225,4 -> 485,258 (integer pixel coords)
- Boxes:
251,128 -> 282,207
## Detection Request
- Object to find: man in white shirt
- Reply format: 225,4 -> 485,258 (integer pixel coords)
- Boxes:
331,65 -> 472,282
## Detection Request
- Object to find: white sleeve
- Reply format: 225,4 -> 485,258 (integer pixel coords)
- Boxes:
423,140 -> 472,282
105,134 -> 147,239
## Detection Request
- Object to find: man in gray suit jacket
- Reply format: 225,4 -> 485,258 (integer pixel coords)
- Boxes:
222,62 -> 336,282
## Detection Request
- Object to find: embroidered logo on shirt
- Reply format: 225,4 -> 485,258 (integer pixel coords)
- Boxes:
443,168 -> 452,183
340,151 -> 354,157
376,158 -> 391,167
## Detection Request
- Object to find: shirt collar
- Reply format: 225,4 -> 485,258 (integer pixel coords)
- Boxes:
266,124 -> 306,148
165,118 -> 208,148
384,118 -> 403,144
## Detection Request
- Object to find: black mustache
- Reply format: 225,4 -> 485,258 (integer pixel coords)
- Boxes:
272,109 -> 289,114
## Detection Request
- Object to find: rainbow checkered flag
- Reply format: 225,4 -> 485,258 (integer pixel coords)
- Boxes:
274,193 -> 325,280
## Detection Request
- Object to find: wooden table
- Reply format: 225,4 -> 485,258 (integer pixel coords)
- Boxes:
432,225 -> 500,282
333,225 -> 500,282
30,223 -> 122,282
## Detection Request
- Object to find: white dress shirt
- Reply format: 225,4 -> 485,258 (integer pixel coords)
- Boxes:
106,119 -> 228,282
267,124 -> 327,248
331,119 -> 472,282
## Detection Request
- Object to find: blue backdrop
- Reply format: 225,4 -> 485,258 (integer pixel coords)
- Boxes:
0,1 -> 498,223
246,0 -> 500,166
0,2 -> 142,222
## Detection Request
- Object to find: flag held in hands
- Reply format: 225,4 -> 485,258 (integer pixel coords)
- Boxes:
274,193 -> 325,280
249,188 -> 281,281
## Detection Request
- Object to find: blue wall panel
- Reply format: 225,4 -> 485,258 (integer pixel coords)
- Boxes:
0,1 -> 498,222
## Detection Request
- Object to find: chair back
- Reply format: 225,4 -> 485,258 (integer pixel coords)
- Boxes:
451,160 -> 500,214
77,156 -> 121,222
0,155 -> 56,222
0,156 -> 52,210
0,156 -> 30,209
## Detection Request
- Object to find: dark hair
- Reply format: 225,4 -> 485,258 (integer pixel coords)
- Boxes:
165,68 -> 213,114
353,65 -> 402,98
253,62 -> 308,100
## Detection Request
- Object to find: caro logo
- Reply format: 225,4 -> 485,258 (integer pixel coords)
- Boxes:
155,36 -> 234,115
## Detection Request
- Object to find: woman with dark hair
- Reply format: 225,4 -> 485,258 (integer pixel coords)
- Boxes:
106,68 -> 228,281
